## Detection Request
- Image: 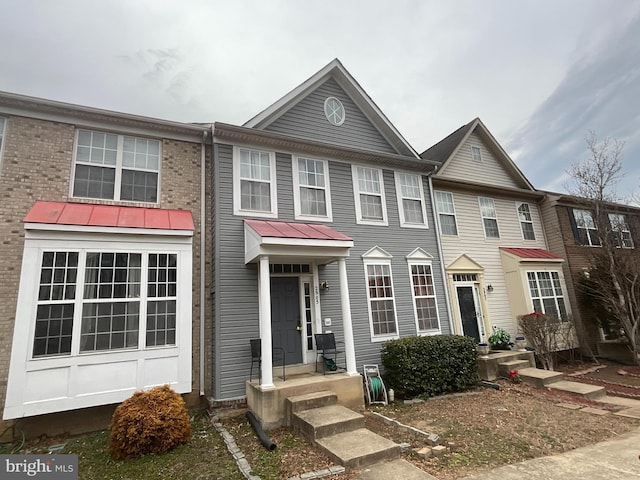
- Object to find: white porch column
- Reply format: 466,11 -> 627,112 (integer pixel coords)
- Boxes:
338,258 -> 357,375
258,256 -> 275,389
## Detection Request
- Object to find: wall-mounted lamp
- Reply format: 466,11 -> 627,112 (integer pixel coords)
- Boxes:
487,284 -> 494,292
320,281 -> 330,291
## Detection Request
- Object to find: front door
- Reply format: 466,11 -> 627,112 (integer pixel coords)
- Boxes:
457,285 -> 480,342
271,277 -> 302,364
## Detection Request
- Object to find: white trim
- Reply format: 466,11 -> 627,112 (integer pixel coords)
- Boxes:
0,116 -> 6,171
516,201 -> 536,241
525,269 -> 571,320
26,222 -> 193,237
454,283 -> 485,341
292,155 -> 333,222
478,197 -> 500,239
232,145 -> 278,218
471,145 -> 482,162
70,128 -> 162,204
323,97 -> 346,126
434,190 -> 459,236
352,165 -> 388,226
4,230 -> 192,419
407,257 -> 441,335
394,171 -> 428,229
362,251 -> 399,342
608,213 -> 634,248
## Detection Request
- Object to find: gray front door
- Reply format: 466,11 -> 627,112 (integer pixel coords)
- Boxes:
271,277 -> 302,364
457,285 -> 480,342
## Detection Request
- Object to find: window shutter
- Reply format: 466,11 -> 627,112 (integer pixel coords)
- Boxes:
567,208 -> 583,245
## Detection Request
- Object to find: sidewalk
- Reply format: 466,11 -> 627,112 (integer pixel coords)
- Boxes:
461,426 -> 640,479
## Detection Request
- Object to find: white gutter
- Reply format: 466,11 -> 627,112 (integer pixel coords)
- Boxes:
428,174 -> 455,334
200,128 -> 208,396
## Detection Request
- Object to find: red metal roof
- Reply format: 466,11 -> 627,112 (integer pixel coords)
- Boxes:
24,201 -> 195,231
499,247 -> 563,260
245,219 -> 352,241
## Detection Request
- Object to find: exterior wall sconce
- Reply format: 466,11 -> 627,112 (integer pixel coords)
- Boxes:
487,284 -> 494,292
321,281 -> 330,291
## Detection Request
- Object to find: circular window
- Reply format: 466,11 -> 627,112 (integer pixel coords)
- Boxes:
324,97 -> 345,126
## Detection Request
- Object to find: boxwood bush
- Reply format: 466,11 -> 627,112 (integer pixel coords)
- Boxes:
380,335 -> 479,398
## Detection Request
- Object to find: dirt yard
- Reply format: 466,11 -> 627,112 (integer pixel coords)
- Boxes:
221,378 -> 640,479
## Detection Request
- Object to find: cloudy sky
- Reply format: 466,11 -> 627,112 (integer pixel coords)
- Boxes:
1,0 -> 639,199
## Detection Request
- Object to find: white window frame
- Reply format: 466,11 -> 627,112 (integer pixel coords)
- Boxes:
352,165 -> 388,226
516,202 -> 536,241
526,270 -> 568,321
434,190 -> 458,236
71,129 -> 161,204
573,209 -> 600,246
4,228 -> 192,419
471,145 -> 482,162
232,145 -> 278,218
406,248 -> 440,335
394,171 -> 428,229
292,155 -> 332,222
0,116 -> 6,171
362,247 -> 398,342
479,197 -> 500,239
608,213 -> 634,249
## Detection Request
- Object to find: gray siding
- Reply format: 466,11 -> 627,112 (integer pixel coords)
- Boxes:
213,143 -> 449,400
265,78 -> 398,155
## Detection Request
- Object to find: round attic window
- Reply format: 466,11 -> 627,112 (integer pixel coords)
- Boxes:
324,97 -> 345,126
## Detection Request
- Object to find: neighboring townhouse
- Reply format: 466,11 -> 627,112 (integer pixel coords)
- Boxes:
0,92 -> 211,435
210,59 -> 451,411
540,192 -> 640,361
421,118 -> 572,343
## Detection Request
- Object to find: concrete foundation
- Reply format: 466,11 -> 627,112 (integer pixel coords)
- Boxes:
478,350 -> 536,381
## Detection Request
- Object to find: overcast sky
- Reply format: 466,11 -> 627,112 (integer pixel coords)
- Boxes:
1,0 -> 639,199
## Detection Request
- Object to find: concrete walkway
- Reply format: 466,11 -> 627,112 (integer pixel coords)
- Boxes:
461,426 -> 640,479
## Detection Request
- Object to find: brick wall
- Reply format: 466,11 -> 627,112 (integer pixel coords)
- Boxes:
0,113 -> 209,437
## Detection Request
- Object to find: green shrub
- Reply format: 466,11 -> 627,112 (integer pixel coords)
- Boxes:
380,335 -> 479,398
109,385 -> 192,460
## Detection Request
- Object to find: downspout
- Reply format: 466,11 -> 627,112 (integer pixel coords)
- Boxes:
200,128 -> 208,396
428,173 -> 455,334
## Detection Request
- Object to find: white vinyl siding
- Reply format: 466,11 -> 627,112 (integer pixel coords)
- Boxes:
435,191 -> 458,236
479,197 -> 500,238
517,202 -> 536,240
395,172 -> 428,228
233,146 -> 278,218
352,165 -> 388,225
292,156 -> 332,221
72,129 -> 160,203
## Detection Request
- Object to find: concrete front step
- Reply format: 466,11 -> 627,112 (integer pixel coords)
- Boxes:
498,360 -> 531,377
293,404 -> 365,441
355,458 -> 439,479
285,391 -> 337,424
549,380 -> 606,400
316,428 -> 401,470
518,367 -> 564,387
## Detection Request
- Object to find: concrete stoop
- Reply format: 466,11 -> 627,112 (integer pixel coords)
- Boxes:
517,367 -> 606,400
289,391 -> 401,471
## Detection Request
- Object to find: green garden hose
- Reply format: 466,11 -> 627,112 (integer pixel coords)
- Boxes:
369,376 -> 384,401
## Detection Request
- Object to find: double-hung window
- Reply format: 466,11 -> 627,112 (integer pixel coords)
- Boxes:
471,146 -> 482,162
609,213 -> 633,248
72,129 -> 160,203
33,250 -> 178,357
233,146 -> 277,217
517,202 -> 536,240
479,197 -> 500,238
434,191 -> 458,236
352,165 -> 387,225
572,209 -> 600,246
395,172 -> 428,228
362,247 -> 397,340
408,260 -> 439,333
292,156 -> 332,221
527,271 -> 567,320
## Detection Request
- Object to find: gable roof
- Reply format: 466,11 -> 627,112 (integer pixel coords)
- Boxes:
420,117 -> 535,191
243,59 -> 418,158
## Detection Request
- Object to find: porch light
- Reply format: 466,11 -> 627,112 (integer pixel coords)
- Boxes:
487,284 -> 494,292
321,281 -> 330,291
